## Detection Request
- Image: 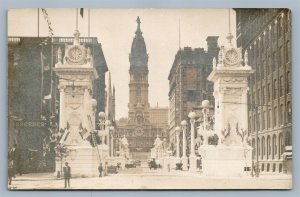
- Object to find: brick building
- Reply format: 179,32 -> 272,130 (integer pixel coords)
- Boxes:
235,9 -> 292,173
168,37 -> 219,155
8,36 -> 108,172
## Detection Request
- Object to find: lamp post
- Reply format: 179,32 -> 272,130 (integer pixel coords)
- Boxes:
105,120 -> 111,156
181,120 -> 188,170
188,111 -> 197,172
175,126 -> 181,162
109,126 -> 115,157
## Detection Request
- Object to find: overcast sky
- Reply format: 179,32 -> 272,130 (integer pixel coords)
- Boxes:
8,8 -> 236,119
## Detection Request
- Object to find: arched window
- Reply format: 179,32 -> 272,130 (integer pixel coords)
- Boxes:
279,76 -> 284,97
286,40 -> 290,63
258,113 -> 261,131
262,86 -> 266,104
287,71 -> 291,93
280,104 -> 285,126
272,51 -> 277,71
267,135 -> 271,159
273,107 -> 278,127
262,136 -> 266,159
263,111 -> 267,130
287,101 -> 292,123
285,131 -> 292,146
268,108 -> 271,128
279,46 -> 284,67
278,15 -> 283,38
267,83 -> 271,102
272,134 -> 277,159
273,79 -> 278,99
278,133 -> 283,159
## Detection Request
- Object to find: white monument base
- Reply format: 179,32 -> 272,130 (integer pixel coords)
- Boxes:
181,156 -> 188,171
189,155 -> 200,172
55,144 -> 109,178
198,144 -> 252,177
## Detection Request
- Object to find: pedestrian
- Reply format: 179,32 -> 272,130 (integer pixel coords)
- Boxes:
167,163 -> 170,172
98,163 -> 103,177
104,162 -> 108,176
8,160 -> 15,185
63,162 -> 71,188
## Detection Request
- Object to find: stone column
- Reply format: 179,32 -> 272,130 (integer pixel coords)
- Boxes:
190,115 -> 196,157
59,87 -> 65,129
175,126 -> 180,158
181,120 -> 188,170
83,88 -> 90,128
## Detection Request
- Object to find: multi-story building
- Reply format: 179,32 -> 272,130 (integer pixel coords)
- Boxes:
8,36 -> 108,172
168,37 -> 219,154
235,8 -> 292,173
117,17 -> 169,161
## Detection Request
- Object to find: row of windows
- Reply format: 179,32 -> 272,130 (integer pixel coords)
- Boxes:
249,71 -> 291,105
252,131 -> 291,161
249,101 -> 291,132
249,40 -> 290,81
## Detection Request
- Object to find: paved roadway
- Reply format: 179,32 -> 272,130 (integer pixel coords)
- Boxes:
8,166 -> 292,190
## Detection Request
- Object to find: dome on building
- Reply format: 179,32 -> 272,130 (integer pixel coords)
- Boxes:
129,16 -> 148,67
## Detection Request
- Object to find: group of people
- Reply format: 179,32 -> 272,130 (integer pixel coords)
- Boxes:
62,161 -> 110,188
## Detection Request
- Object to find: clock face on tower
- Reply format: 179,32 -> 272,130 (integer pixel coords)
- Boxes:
68,46 -> 84,63
224,49 -> 240,65
134,127 -> 144,137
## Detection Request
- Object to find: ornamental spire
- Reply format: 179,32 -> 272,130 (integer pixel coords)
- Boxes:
135,16 -> 142,35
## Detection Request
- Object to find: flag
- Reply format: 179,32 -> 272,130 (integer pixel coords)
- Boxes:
44,94 -> 51,100
80,8 -> 84,18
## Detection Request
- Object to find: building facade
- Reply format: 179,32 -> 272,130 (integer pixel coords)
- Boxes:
8,36 -> 108,172
168,37 -> 219,154
235,8 -> 292,173
117,17 -> 169,161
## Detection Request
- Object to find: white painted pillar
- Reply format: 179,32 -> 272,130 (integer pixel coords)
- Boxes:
176,132 -> 180,158
182,126 -> 187,158
59,87 -> 65,129
83,88 -> 89,128
190,119 -> 196,157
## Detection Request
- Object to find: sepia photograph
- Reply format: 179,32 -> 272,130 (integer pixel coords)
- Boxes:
7,8 -> 292,190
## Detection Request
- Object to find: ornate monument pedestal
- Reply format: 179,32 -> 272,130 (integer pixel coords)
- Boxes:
55,145 -> 108,177
199,144 -> 252,177
53,30 -> 109,177
199,33 -> 254,177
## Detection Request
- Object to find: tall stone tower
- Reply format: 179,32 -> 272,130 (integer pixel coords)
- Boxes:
128,16 -> 150,125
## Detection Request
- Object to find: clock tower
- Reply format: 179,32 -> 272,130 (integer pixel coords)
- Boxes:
208,32 -> 254,145
126,17 -> 152,159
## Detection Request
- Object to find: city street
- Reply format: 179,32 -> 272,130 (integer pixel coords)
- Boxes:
9,166 -> 292,190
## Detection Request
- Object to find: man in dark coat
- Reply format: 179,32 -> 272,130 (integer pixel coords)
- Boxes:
98,163 -> 103,177
63,162 -> 71,188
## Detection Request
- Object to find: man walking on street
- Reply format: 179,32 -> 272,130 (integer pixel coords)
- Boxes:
63,162 -> 71,188
98,163 -> 103,177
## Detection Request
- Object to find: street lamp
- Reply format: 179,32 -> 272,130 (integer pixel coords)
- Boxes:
175,126 -> 181,159
98,112 -> 106,130
109,126 -> 114,157
181,120 -> 188,170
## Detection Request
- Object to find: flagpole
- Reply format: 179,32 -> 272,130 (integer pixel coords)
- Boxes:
38,8 -> 40,37
88,8 -> 90,37
76,8 -> 78,30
